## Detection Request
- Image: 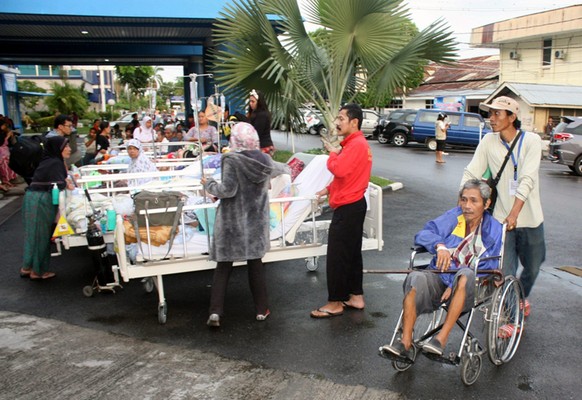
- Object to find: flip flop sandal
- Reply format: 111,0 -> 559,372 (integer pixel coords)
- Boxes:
520,300 -> 531,317
310,308 -> 343,319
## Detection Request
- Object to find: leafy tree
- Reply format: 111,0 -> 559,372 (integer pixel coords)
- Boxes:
45,81 -> 89,115
116,66 -> 155,95
18,80 -> 47,110
212,0 -> 457,140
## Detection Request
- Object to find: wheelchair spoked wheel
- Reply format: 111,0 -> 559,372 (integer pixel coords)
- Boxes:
487,276 -> 525,365
392,345 -> 417,372
461,353 -> 482,386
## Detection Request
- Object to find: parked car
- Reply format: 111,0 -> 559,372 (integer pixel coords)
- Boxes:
548,116 -> 582,176
373,109 -> 417,146
361,109 -> 380,138
411,109 -> 490,150
110,112 -> 141,129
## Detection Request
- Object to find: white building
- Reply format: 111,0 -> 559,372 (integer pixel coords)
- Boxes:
470,4 -> 582,132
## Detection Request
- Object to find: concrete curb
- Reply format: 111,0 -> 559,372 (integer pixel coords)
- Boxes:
383,182 -> 404,192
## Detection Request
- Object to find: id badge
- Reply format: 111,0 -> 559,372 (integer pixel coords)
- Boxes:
509,179 -> 518,196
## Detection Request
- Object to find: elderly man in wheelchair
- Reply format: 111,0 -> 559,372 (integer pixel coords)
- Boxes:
382,179 -> 504,360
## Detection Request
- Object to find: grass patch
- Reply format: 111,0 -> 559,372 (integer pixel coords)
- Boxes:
273,150 -> 294,163
370,175 -> 393,187
274,149 -> 395,188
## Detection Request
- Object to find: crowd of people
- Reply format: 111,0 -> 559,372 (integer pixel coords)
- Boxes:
8,92 -> 544,355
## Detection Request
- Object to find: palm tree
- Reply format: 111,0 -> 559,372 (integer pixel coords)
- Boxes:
45,81 -> 89,115
212,0 -> 457,141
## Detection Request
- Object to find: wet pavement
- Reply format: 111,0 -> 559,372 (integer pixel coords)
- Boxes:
1,135 -> 581,399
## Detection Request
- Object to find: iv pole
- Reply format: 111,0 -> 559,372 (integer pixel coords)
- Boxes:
185,72 -> 213,250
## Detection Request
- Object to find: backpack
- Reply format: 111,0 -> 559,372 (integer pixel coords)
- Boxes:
9,135 -> 45,182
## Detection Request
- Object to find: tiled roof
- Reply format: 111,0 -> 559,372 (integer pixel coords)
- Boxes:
409,55 -> 499,95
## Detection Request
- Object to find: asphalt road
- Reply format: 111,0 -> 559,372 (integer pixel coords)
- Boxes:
1,131 -> 581,398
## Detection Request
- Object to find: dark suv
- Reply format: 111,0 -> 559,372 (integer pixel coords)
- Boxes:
373,109 -> 417,146
548,116 -> 582,176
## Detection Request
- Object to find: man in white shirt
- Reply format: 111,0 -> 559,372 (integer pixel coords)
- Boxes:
461,96 -> 544,317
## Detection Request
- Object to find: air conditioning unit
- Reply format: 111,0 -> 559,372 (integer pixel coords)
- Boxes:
555,50 -> 566,59
509,51 -> 521,60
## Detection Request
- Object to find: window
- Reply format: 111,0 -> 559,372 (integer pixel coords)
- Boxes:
39,65 -> 50,76
464,115 -> 483,128
18,65 -> 37,75
386,99 -> 403,109
425,99 -> 434,109
543,39 -> 552,67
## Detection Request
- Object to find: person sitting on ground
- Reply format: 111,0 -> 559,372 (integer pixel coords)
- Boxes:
381,179 -> 503,358
126,139 -> 158,187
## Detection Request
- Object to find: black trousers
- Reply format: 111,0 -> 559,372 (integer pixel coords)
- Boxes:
208,258 -> 268,316
326,197 -> 367,302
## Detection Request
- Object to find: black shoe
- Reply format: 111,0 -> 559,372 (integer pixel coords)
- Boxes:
381,341 -> 413,359
422,337 -> 444,356
207,313 -> 220,327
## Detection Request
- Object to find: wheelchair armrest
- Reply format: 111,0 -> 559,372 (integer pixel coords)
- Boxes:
411,245 -> 429,254
409,245 -> 431,270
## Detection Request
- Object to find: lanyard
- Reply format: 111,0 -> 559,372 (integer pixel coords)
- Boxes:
501,130 -> 525,180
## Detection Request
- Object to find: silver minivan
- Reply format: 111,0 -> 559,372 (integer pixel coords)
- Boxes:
548,116 -> 582,176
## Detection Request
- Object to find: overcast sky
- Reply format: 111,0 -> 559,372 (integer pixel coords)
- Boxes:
158,0 -> 577,82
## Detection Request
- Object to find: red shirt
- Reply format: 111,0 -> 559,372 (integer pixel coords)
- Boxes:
326,131 -> 372,209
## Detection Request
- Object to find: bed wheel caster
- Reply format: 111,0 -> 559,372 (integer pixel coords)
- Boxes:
305,257 -> 319,271
83,285 -> 94,298
158,302 -> 167,324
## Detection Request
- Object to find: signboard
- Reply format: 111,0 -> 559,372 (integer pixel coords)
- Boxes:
4,73 -> 17,92
434,96 -> 466,112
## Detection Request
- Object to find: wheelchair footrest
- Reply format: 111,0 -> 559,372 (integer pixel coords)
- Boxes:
379,349 -> 414,365
422,351 -> 460,365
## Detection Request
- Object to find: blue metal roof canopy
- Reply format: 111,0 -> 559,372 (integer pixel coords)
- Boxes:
0,0 -> 234,116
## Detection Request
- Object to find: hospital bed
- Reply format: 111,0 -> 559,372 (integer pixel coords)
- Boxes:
58,154 -> 384,323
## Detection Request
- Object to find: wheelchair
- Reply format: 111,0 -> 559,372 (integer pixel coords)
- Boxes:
378,245 -> 525,386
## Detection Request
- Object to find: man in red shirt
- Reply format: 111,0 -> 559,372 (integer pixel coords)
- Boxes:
311,103 -> 373,318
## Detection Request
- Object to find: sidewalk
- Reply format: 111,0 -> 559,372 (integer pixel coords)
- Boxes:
0,311 -> 401,400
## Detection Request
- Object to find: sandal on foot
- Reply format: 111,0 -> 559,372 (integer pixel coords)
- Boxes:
310,308 -> 343,319
498,323 -> 522,339
19,268 -> 32,278
256,309 -> 271,321
30,271 -> 56,280
520,299 -> 531,317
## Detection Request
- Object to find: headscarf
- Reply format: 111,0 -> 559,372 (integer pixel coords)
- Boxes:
127,138 -> 158,187
42,136 -> 69,161
133,116 -> 155,143
30,136 -> 69,189
229,122 -> 260,152
126,138 -> 141,152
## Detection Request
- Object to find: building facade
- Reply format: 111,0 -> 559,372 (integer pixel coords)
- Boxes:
470,4 -> 582,132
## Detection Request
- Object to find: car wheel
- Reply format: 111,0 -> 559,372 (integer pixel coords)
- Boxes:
426,138 -> 437,151
391,132 -> 408,147
377,133 -> 389,144
573,155 -> 582,176
318,126 -> 328,136
308,126 -> 319,135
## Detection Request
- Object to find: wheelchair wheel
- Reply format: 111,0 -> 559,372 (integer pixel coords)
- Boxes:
392,345 -> 417,372
461,353 -> 482,386
487,276 -> 525,365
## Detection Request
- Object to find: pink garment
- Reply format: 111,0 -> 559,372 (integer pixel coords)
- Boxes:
0,137 -> 17,183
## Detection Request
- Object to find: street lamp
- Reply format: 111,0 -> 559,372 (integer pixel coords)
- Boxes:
107,98 -> 116,121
